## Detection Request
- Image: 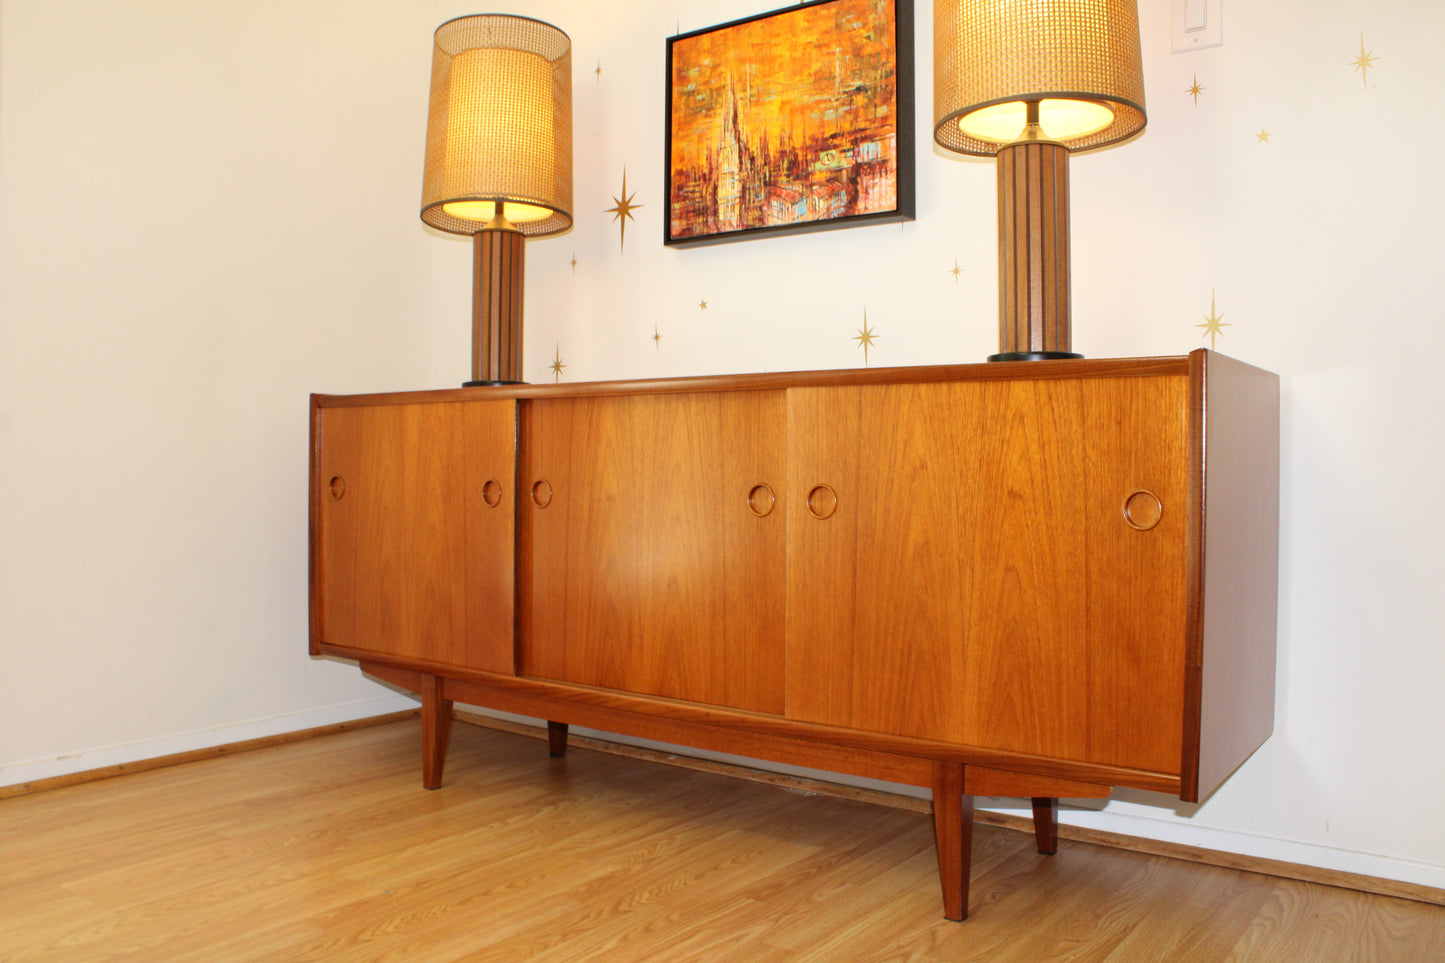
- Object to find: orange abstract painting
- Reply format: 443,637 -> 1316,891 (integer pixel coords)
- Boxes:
666,0 -> 913,246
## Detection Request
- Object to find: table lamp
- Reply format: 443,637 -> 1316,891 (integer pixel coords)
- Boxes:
934,0 -> 1145,361
421,15 -> 573,385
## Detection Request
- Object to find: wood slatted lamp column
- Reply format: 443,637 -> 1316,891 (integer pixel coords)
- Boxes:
934,0 -> 1146,361
421,15 -> 573,385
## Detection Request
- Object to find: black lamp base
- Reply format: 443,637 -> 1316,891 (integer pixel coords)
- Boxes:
462,379 -> 524,387
987,351 -> 1084,363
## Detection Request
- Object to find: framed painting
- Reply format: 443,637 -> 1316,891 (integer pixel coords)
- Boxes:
665,0 -> 914,247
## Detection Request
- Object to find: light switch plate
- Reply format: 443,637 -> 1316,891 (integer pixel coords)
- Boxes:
1172,0 -> 1223,53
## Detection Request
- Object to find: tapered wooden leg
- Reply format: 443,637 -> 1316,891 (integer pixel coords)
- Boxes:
1032,797 -> 1059,855
932,761 -> 975,921
547,721 -> 569,757
420,674 -> 453,791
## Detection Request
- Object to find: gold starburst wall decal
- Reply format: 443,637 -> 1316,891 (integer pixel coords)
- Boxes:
550,344 -> 567,382
651,324 -> 663,349
698,299 -> 708,310
853,310 -> 878,366
1256,129 -> 1271,143
950,258 -> 962,283
1350,35 -> 1379,89
606,168 -> 642,253
1196,290 -> 1230,350
570,253 -> 578,273
595,61 -> 603,82
1188,74 -> 1205,105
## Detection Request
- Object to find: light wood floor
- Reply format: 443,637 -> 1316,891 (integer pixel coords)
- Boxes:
2,720 -> 1442,962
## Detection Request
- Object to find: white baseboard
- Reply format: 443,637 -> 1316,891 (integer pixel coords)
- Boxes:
1055,808 -> 1445,893
0,693 -> 418,789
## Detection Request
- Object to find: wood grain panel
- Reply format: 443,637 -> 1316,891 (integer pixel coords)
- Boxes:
782,387 -> 863,726
462,401 -> 517,674
1080,374 -> 1191,774
955,378 -> 1090,760
787,382 -> 989,738
788,376 -> 1196,774
520,390 -> 786,713
788,380 -> 1091,760
313,400 -> 515,672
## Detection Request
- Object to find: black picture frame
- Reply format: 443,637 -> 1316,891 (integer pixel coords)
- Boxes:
665,0 -> 915,247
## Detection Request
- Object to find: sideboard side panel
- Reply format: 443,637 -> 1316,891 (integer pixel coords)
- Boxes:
1190,351 -> 1281,801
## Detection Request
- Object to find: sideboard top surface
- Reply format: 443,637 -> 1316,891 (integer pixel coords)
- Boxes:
312,352 -> 1221,408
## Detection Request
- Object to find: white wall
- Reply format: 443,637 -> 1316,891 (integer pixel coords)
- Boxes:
0,0 -> 448,777
4,0 -> 1443,892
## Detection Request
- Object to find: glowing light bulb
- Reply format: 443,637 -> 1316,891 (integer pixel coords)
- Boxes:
958,99 -> 1115,144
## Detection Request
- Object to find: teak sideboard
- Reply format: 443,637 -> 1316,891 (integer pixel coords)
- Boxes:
309,349 -> 1279,921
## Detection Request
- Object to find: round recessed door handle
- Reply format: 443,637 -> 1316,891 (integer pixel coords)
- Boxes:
481,479 -> 503,508
531,479 -> 554,508
806,484 -> 838,520
328,475 -> 346,500
1122,489 -> 1163,531
747,483 -> 776,517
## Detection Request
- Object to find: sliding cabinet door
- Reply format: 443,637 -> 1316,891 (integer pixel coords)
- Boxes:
786,374 -> 1189,774
313,399 -> 515,673
519,391 -> 787,713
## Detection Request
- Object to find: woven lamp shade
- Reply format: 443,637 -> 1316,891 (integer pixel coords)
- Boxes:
421,15 -> 573,237
934,0 -> 1145,156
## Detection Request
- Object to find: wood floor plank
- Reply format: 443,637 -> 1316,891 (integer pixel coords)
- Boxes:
1225,879 -> 1445,963
3,719 -> 1442,961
